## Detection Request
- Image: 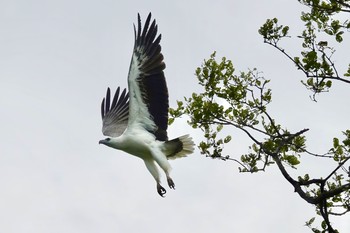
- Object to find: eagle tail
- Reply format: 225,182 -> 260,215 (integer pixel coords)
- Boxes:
164,135 -> 195,160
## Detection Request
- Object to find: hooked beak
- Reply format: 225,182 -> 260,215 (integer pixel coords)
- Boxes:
99,139 -> 106,145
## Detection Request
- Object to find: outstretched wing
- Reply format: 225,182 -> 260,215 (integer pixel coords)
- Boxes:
101,87 -> 129,137
127,13 -> 169,141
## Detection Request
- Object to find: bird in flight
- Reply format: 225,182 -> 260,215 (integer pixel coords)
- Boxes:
99,13 -> 194,197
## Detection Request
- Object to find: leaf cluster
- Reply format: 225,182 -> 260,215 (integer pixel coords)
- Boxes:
170,52 -> 306,172
258,1 -> 350,100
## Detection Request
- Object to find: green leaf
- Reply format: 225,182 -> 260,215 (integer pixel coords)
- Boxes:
307,78 -> 314,86
306,217 -> 315,227
335,31 -> 343,42
344,64 -> 350,77
224,135 -> 232,143
282,26 -> 289,36
217,124 -> 223,132
333,137 -> 339,147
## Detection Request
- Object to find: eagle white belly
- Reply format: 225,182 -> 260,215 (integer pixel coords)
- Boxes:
109,129 -> 157,160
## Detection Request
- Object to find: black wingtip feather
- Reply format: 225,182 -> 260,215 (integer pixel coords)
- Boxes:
116,88 -> 128,110
144,20 -> 157,49
101,98 -> 105,118
120,88 -> 128,104
140,13 -> 152,46
133,23 -> 137,40
137,14 -> 141,44
111,87 -> 121,109
106,87 -> 111,113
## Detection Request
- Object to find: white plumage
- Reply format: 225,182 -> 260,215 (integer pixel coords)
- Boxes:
99,13 -> 194,197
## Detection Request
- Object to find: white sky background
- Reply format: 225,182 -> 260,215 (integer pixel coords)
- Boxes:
1,0 -> 349,232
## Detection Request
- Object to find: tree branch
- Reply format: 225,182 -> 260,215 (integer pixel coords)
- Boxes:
324,157 -> 350,182
263,40 -> 350,84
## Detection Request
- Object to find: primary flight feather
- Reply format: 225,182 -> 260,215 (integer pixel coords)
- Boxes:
99,13 -> 194,197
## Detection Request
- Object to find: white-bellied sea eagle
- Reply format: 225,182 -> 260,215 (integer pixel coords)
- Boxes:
99,13 -> 194,197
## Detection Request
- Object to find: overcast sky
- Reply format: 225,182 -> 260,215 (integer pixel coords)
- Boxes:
1,0 -> 349,232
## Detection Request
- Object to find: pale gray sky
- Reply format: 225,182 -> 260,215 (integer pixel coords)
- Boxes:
1,0 -> 349,232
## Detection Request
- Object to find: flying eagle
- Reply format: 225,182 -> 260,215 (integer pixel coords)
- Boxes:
99,13 -> 194,197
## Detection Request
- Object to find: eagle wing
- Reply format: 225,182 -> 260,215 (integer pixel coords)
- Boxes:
101,87 -> 129,137
126,13 -> 169,141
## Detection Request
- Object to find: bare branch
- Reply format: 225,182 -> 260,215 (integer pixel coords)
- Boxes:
324,157 -> 350,182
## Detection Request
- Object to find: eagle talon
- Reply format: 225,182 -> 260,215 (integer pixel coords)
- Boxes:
157,183 -> 166,197
167,177 -> 175,190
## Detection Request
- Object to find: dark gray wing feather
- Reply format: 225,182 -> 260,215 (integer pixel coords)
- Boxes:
101,87 -> 129,137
